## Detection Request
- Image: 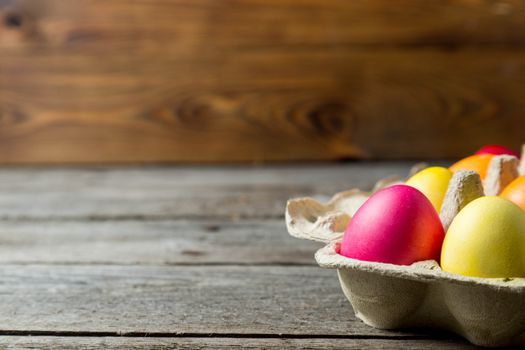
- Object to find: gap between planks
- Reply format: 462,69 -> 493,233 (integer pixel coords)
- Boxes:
0,330 -> 454,339
0,336 -> 479,350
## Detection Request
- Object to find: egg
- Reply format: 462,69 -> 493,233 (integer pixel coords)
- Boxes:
449,154 -> 494,180
500,175 -> 525,211
405,166 -> 452,212
475,144 -> 520,158
340,185 -> 445,265
441,196 -> 525,278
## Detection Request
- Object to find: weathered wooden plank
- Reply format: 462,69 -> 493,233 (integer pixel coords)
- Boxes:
0,1 -> 524,162
0,163 -> 417,219
0,336 -> 478,349
0,219 -> 319,265
0,264 -> 427,337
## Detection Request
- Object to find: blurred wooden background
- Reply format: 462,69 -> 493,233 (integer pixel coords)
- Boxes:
0,0 -> 523,164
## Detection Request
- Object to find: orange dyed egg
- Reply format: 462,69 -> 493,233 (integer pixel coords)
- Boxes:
449,154 -> 494,180
500,175 -> 525,211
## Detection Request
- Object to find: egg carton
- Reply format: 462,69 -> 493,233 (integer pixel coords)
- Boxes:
285,154 -> 525,347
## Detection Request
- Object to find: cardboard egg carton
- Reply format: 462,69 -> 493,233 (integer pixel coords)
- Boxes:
285,152 -> 525,347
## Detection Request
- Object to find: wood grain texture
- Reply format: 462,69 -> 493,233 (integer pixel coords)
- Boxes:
0,163 -> 416,219
4,0 -> 525,49
0,0 -> 524,163
0,336 -> 479,349
0,164 -> 482,349
0,219 -> 319,265
0,264 -> 426,337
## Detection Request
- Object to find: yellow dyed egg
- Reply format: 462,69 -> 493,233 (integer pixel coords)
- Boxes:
405,167 -> 453,212
441,196 -> 525,278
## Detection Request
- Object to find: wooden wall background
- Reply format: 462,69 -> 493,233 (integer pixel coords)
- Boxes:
0,0 -> 524,163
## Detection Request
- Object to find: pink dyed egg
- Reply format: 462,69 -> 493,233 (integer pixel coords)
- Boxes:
340,185 -> 445,265
475,144 -> 519,158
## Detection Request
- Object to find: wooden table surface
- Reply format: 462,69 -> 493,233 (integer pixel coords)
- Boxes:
0,163 -> 484,349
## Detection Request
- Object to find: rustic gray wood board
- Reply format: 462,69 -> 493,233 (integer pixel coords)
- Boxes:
0,164 -> 472,348
0,336 -> 478,349
0,264 -> 428,337
0,163 -> 420,219
0,220 -> 319,265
